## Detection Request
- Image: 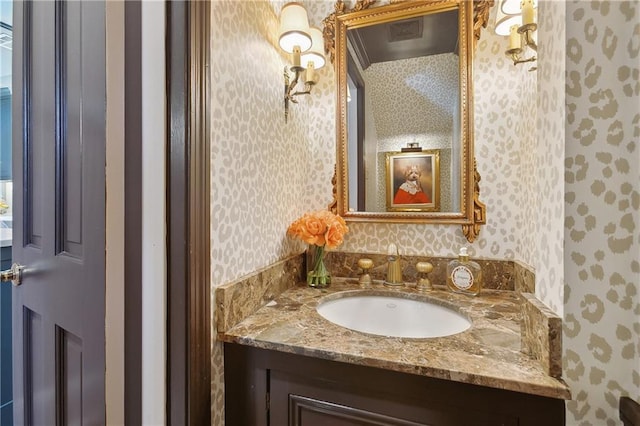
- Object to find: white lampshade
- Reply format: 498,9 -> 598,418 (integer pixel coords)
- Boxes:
501,0 -> 536,14
494,7 -> 522,36
300,27 -> 326,70
500,0 -> 521,15
278,2 -> 312,53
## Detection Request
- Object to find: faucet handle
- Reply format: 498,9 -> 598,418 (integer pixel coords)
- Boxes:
357,258 -> 373,287
416,261 -> 434,292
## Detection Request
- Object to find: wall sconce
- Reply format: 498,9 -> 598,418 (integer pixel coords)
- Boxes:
495,0 -> 537,71
279,2 -> 326,122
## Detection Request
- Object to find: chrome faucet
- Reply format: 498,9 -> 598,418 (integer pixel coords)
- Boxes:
384,243 -> 403,286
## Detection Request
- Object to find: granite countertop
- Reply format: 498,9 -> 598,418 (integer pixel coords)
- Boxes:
218,279 -> 571,400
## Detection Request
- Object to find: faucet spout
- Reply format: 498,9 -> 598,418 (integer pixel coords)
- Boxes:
385,244 -> 403,286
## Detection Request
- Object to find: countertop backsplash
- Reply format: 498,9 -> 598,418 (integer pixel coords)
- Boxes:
215,251 -> 561,383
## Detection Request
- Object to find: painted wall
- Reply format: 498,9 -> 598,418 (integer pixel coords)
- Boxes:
563,1 -> 640,424
107,2 -> 168,424
105,2 -> 125,423
141,2 -> 167,424
209,1 -> 638,424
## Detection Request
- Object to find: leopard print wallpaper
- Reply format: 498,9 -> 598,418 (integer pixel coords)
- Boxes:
366,53 -> 458,212
305,0 -> 545,283
209,2 -> 337,423
536,0 -> 567,317
367,53 -> 459,137
563,2 -> 640,424
209,1 -> 638,425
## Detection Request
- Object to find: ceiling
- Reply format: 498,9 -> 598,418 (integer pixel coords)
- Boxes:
348,9 -> 459,70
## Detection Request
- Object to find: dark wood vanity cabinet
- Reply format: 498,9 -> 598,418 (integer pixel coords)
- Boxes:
224,343 -> 565,426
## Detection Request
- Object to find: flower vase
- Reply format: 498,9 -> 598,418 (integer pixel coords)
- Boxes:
307,245 -> 331,288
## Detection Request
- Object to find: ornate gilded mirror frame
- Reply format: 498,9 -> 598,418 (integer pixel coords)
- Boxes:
324,0 -> 492,242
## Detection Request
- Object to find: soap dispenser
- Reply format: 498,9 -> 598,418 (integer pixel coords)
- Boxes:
446,247 -> 482,296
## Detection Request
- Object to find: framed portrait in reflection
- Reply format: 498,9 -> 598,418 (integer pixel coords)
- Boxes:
385,150 -> 440,212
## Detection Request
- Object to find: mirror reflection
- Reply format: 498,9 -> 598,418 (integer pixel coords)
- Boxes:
345,10 -> 461,213
330,0 -> 488,241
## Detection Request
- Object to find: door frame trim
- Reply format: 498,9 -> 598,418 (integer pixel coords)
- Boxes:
166,1 -> 211,424
124,1 -> 143,424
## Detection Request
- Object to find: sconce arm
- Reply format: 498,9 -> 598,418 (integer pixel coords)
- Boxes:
506,45 -> 536,71
506,49 -> 536,65
520,24 -> 537,51
291,83 -> 312,97
283,67 -> 314,122
284,67 -> 301,122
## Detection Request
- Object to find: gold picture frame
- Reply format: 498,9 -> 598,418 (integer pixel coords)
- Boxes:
386,150 -> 440,212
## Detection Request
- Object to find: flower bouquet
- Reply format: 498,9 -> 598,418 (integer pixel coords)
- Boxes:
287,210 -> 349,288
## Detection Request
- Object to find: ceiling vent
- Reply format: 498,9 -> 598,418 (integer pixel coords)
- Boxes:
387,18 -> 423,42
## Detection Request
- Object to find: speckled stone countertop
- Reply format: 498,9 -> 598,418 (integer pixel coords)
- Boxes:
218,279 -> 571,400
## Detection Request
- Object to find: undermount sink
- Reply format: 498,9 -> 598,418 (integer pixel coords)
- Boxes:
316,294 -> 471,338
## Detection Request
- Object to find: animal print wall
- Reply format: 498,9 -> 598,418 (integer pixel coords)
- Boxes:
211,0 -> 546,276
209,2 -> 328,424
536,0 -> 567,317
366,53 -> 458,212
563,1 -> 640,424
208,1 -> 638,425
366,53 -> 459,137
305,0 -> 543,271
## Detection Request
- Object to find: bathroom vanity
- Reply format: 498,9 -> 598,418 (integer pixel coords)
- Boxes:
225,343 -> 563,425
213,0 -> 570,421
218,279 -> 570,425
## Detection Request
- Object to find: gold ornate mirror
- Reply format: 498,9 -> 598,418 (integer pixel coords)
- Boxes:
325,0 -> 492,242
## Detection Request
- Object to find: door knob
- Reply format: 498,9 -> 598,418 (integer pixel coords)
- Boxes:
1,263 -> 25,286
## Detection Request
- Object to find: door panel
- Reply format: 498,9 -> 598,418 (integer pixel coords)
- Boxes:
23,307 -> 45,426
12,0 -> 106,424
58,0 -> 83,257
25,0 -> 52,250
55,326 -> 83,425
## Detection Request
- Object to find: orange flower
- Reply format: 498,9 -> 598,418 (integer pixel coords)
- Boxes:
287,210 -> 349,249
302,214 -> 326,244
325,222 -> 345,249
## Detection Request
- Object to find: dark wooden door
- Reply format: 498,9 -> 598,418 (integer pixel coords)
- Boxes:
11,1 -> 105,424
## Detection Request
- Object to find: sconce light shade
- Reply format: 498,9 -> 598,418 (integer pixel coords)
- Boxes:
300,27 -> 326,70
494,7 -> 522,36
500,0 -> 521,15
500,0 -> 537,16
279,2 -> 312,53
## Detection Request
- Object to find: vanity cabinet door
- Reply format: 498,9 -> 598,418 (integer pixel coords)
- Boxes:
224,343 -> 565,426
269,370 -> 518,426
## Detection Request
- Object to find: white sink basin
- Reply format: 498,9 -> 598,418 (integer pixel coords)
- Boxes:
316,294 -> 471,338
